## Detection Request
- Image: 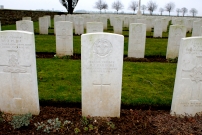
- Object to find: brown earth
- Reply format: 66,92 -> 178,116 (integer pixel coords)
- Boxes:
36,53 -> 170,63
1,105 -> 202,135
0,53 -> 184,135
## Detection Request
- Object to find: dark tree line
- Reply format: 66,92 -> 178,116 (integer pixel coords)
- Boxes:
59,0 -> 79,14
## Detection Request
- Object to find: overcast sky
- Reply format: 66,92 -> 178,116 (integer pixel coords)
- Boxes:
1,0 -> 201,16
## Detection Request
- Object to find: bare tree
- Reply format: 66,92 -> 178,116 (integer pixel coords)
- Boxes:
112,0 -> 124,14
59,0 -> 79,14
159,8 -> 164,15
164,2 -> 175,16
181,7 -> 188,16
102,2 -> 108,13
141,5 -> 147,15
94,0 -> 104,13
147,0 -> 158,15
128,1 -> 138,14
190,8 -> 198,17
176,8 -> 181,16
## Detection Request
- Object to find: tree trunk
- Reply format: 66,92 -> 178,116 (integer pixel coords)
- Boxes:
68,0 -> 73,14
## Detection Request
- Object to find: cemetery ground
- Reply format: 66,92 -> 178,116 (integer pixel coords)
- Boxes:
1,20 -> 202,134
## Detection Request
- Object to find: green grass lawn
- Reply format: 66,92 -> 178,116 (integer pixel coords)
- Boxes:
37,58 -> 177,106
2,19 -> 181,106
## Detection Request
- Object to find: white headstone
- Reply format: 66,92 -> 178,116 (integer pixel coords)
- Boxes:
128,23 -> 146,58
74,17 -> 84,35
161,18 -> 169,32
171,37 -> 202,116
0,31 -> 39,115
44,15 -> 51,28
166,25 -> 186,59
22,17 -> 31,21
81,33 -> 124,117
54,15 -> 66,34
39,17 -> 48,34
16,20 -> 34,33
192,21 -> 202,37
56,21 -> 73,57
113,17 -> 123,34
185,19 -> 193,33
153,19 -> 162,38
86,22 -> 103,33
124,17 -> 129,28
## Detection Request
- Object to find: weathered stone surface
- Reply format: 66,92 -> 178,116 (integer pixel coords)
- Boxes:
128,23 -> 146,58
192,21 -> 202,37
153,19 -> 162,38
81,33 -> 124,117
113,17 -> 123,34
16,20 -> 34,32
86,22 -> 103,33
74,17 -> 84,35
171,37 -> 202,116
39,17 -> 48,34
56,21 -> 73,56
166,25 -> 186,59
0,31 -> 39,115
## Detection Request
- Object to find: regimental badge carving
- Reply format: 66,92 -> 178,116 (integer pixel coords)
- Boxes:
3,52 -> 26,73
93,39 -> 113,57
190,66 -> 202,83
20,22 -> 28,31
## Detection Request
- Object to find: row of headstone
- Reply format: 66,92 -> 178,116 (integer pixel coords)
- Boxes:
16,20 -> 34,32
1,29 -> 202,117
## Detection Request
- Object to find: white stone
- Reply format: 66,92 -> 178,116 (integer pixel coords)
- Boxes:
86,22 -> 103,33
44,15 -> 51,28
171,37 -> 202,116
128,23 -> 146,58
0,30 -> 39,115
166,25 -> 186,59
54,15 -> 66,34
81,33 -> 124,117
153,19 -> 162,38
135,19 -> 146,24
16,20 -> 34,33
113,17 -> 123,34
192,21 -> 202,37
100,16 -> 108,30
146,18 -> 153,32
74,17 -> 84,35
161,18 -> 169,32
22,17 -> 31,21
185,19 -> 193,33
39,17 -> 48,34
124,17 -> 129,28
56,21 -> 73,57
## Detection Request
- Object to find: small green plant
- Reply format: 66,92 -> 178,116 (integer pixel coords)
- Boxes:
80,116 -> 89,126
34,118 -> 71,133
83,126 -> 88,131
74,127 -> 81,134
168,57 -> 178,63
10,113 -> 32,129
107,121 -> 115,129
88,124 -> 94,131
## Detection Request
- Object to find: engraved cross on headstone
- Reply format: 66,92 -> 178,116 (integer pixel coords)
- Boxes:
93,74 -> 111,103
3,51 -> 27,97
182,56 -> 202,100
3,51 -> 27,110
